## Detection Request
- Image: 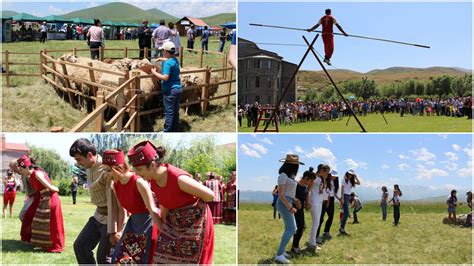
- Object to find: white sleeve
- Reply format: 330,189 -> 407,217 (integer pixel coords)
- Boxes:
277,173 -> 288,185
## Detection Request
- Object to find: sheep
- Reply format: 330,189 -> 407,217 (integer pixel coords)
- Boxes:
180,66 -> 220,115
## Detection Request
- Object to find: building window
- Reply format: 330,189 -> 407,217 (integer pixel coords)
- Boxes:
254,59 -> 263,69
268,60 -> 272,69
268,95 -> 271,104
267,77 -> 271,88
245,77 -> 248,89
246,60 -> 250,69
256,76 -> 260,88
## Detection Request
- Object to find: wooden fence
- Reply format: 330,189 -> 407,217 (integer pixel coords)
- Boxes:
37,48 -> 235,132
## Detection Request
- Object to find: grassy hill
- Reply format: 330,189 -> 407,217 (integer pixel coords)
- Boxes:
297,66 -> 471,96
201,13 -> 236,26
63,2 -> 177,23
2,10 -> 19,17
60,2 -> 233,25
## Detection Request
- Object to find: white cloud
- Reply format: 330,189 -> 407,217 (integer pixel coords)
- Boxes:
260,138 -> 273,145
444,152 -> 459,161
86,2 -> 100,8
255,176 -> 270,183
430,184 -> 461,191
306,147 -> 337,169
294,145 -> 305,154
387,149 -> 393,154
441,161 -> 458,171
389,177 -> 400,182
457,160 -> 472,178
409,148 -> 436,164
437,134 -> 448,140
381,164 -> 390,169
247,143 -> 268,155
48,5 -> 69,15
452,144 -> 461,152
416,164 -> 449,180
325,134 -> 333,144
462,147 -> 473,159
125,1 -> 236,18
345,159 -> 368,170
398,163 -> 410,171
240,144 -> 261,158
398,154 -> 409,160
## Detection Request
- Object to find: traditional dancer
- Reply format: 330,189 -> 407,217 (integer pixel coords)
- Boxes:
128,140 -> 215,264
102,149 -> 159,264
70,138 -> 126,264
17,155 -> 65,252
3,170 -> 18,218
205,172 -> 223,224
223,171 -> 237,224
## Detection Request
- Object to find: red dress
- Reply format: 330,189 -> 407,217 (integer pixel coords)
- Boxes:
112,173 -> 158,264
204,178 -> 223,224
150,164 -> 214,264
223,180 -> 237,224
320,15 -> 335,60
3,180 -> 17,205
20,169 -> 65,253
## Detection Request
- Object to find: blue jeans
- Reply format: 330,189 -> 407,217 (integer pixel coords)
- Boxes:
340,194 -> 350,230
353,206 -> 362,222
163,89 -> 182,132
276,196 -> 297,256
381,202 -> 387,221
218,40 -> 225,52
201,41 -> 208,51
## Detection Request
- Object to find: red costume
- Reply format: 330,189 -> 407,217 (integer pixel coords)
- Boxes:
3,179 -> 17,206
205,177 -> 223,224
223,179 -> 237,224
320,15 -> 337,60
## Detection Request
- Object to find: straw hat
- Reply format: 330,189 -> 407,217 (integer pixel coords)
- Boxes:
279,154 -> 305,165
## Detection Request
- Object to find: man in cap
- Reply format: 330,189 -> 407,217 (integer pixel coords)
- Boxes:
307,8 -> 348,65
40,21 -> 48,43
151,41 -> 182,132
138,20 -> 152,59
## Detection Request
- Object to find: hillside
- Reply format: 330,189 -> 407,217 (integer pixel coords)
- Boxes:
63,2 -> 176,23
297,66 -> 471,96
2,10 -> 19,17
200,13 -> 236,26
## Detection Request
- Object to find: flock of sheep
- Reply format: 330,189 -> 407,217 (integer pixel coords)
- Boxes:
53,53 -> 220,116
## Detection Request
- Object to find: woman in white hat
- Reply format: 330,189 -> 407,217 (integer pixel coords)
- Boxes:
317,169 -> 340,242
339,169 -> 360,235
151,41 -> 182,132
274,154 -> 304,264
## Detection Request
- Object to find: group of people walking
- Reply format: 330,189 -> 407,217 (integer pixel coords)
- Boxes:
272,154 -> 404,264
7,138 -> 217,264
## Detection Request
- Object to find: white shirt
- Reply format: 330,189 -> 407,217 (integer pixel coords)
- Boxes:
169,29 -> 181,54
327,180 -> 335,197
341,179 -> 353,195
277,173 -> 297,199
310,177 -> 324,204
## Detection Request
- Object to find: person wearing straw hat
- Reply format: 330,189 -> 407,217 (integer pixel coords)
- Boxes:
306,8 -> 348,66
151,41 -> 182,132
339,168 -> 360,235
274,154 -> 304,264
127,140 -> 215,264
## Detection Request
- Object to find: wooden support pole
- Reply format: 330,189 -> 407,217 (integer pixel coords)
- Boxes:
222,52 -> 227,78
4,50 -> 10,87
179,47 -> 184,67
60,57 -> 75,106
87,62 -> 98,97
95,90 -> 105,132
99,45 -> 104,61
131,71 -> 141,131
50,55 -> 57,83
144,47 -> 149,60
73,47 -> 77,56
124,47 -> 128,58
201,68 -> 211,114
199,49 -> 204,68
226,68 -> 233,106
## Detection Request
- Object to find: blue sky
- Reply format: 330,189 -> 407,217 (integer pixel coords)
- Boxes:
238,134 -> 473,196
239,2 -> 472,72
2,0 -> 235,18
5,133 -> 236,164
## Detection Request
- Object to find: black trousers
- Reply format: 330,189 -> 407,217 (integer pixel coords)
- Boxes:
40,32 -> 47,43
394,205 -> 400,225
74,216 -> 110,264
71,190 -> 77,204
139,43 -> 151,59
89,42 -> 101,60
317,196 -> 335,237
292,208 -> 305,248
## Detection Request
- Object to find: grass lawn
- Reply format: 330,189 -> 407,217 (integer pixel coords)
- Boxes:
1,194 -> 236,264
238,202 -> 472,264
238,113 -> 473,132
2,38 -> 236,132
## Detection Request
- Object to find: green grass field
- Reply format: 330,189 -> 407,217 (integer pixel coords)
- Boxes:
238,202 -> 472,264
1,194 -> 236,264
2,38 -> 236,132
238,113 -> 473,132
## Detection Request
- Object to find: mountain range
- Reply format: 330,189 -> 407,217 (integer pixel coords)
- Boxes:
4,2 -> 236,25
